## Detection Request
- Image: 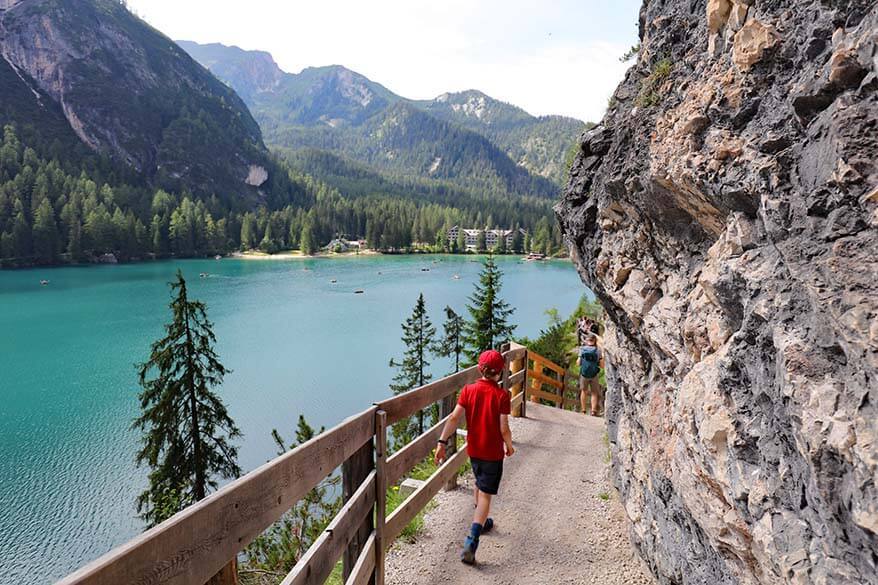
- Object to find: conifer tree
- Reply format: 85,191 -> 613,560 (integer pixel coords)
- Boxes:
476,229 -> 487,253
389,293 -> 436,445
244,415 -> 339,573
134,270 -> 241,527
462,255 -> 516,363
434,306 -> 465,373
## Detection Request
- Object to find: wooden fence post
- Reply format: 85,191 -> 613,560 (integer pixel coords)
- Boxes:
509,343 -> 526,418
205,559 -> 237,585
374,411 -> 388,585
343,437 -> 375,583
439,392 -> 458,491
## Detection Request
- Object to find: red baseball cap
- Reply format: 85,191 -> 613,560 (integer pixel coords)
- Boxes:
478,349 -> 505,372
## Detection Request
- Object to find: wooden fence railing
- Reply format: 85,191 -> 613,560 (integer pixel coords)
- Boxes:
56,343 -> 532,585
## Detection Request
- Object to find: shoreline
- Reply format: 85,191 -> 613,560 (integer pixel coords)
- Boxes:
1,250 -> 571,272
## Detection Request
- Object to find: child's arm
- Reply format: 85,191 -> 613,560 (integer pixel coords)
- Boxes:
500,414 -> 514,456
434,403 -> 465,465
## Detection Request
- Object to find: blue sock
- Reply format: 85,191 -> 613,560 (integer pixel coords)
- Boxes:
470,522 -> 483,540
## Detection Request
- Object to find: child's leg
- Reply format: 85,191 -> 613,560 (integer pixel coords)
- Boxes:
473,490 -> 493,526
473,485 -> 479,508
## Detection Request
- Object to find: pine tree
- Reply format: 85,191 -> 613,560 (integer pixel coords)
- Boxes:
134,270 -> 241,527
389,293 -> 436,446
433,306 -> 465,373
462,255 -> 516,364
32,199 -> 59,263
244,415 -> 339,574
476,229 -> 487,253
67,219 -> 83,262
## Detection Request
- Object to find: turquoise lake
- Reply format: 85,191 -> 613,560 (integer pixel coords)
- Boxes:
0,254 -> 587,584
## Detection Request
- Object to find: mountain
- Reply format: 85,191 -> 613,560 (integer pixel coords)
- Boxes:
420,90 -> 590,185
0,0 -> 272,201
178,41 -> 586,191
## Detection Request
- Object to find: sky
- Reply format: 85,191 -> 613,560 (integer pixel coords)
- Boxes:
126,0 -> 642,123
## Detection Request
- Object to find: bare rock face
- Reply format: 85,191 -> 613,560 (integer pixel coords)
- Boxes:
557,1 -> 877,584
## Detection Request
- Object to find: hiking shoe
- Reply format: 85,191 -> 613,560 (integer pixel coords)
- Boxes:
461,535 -> 478,564
482,517 -> 494,533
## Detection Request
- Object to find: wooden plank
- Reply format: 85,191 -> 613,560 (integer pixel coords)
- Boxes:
385,415 -> 450,487
377,368 -> 479,425
342,440 -> 375,582
344,533 -> 376,585
507,370 -> 525,388
502,347 -> 526,362
281,472 -> 376,585
374,411 -> 387,585
527,349 -> 563,370
510,391 -> 523,409
526,368 -> 563,389
528,387 -> 564,405
385,446 -> 469,544
57,407 -> 377,585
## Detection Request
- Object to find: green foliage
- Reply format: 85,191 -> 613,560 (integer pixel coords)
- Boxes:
241,415 -> 340,580
620,43 -> 641,63
133,270 -> 241,527
433,306 -> 465,373
517,295 -> 605,386
389,293 -> 437,447
597,491 -> 611,501
462,255 -> 516,364
636,58 -> 674,108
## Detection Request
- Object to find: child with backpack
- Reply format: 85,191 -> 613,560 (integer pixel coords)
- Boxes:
434,349 -> 514,565
577,334 -> 604,416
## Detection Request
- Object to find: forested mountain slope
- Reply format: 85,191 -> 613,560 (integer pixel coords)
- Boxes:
178,41 -> 585,193
0,0 -> 273,202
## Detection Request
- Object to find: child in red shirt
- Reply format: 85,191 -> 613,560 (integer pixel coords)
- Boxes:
434,349 -> 514,564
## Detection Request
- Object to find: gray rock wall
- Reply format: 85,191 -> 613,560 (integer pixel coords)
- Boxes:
556,1 -> 877,584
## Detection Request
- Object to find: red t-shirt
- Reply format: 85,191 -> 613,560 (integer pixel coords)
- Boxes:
458,378 -> 511,461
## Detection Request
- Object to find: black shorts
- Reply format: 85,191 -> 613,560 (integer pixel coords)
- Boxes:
471,457 -> 504,495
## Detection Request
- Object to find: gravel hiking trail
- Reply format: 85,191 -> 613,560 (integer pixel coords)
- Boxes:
385,403 -> 655,585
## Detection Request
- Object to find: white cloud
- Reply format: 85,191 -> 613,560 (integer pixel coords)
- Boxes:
126,0 -> 640,122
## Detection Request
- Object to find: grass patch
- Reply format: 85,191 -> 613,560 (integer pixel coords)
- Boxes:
385,435 -> 469,545
598,491 -> 611,501
636,57 -> 673,108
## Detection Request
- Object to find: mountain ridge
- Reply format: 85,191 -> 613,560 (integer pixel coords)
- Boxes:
178,40 -> 588,187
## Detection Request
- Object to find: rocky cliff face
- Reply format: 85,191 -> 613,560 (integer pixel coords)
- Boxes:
0,0 -> 269,198
557,1 -> 877,584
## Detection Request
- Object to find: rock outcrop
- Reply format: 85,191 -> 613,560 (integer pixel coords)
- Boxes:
0,0 -> 270,199
557,1 -> 877,584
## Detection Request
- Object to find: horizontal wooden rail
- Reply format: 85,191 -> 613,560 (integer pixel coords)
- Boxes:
527,349 -> 564,374
526,368 -> 563,389
377,368 -> 478,425
343,533 -> 376,585
281,472 -> 377,585
529,387 -> 565,405
385,445 -> 469,543
386,415 -> 450,487
56,407 -> 376,585
507,369 -> 525,388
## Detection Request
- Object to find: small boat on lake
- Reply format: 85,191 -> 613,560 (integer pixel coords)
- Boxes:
39,279 -> 49,286
199,272 -> 209,278
452,274 -> 460,280
214,255 -> 222,260
354,289 -> 365,294
421,267 -> 430,272
330,279 -> 337,284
